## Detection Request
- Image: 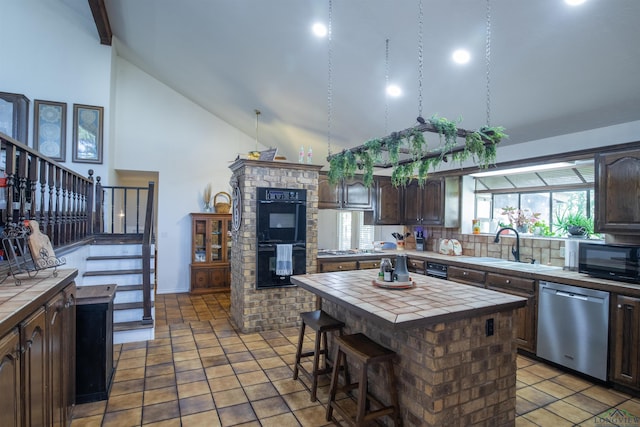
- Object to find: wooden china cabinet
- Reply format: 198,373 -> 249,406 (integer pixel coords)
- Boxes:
190,213 -> 232,293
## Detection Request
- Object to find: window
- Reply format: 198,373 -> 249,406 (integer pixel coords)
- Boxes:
337,211 -> 375,250
479,189 -> 594,235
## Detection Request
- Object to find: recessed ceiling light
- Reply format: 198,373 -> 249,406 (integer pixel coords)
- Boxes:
386,84 -> 402,97
312,23 -> 327,37
452,49 -> 471,64
565,0 -> 586,5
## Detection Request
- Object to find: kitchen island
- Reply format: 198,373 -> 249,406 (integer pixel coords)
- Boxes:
291,269 -> 527,426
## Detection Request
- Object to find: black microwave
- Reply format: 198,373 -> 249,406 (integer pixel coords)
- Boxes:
579,242 -> 640,283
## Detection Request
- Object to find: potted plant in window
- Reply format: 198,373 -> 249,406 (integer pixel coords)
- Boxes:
500,207 -> 540,233
555,210 -> 594,238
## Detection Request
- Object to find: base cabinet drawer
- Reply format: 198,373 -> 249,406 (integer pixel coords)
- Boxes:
406,258 -> 426,274
486,273 -> 535,293
358,260 -> 381,270
447,266 -> 486,287
319,261 -> 358,272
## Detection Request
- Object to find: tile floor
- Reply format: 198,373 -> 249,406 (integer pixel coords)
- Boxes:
70,292 -> 640,426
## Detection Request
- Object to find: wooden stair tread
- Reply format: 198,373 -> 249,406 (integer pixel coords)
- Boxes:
113,284 -> 154,292
114,301 -> 155,311
114,320 -> 154,332
83,268 -> 155,277
86,255 -> 155,261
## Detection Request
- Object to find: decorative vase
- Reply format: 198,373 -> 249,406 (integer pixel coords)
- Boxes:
203,202 -> 212,212
516,225 -> 528,233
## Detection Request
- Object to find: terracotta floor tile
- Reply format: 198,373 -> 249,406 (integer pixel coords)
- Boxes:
259,411 -> 302,427
101,407 -> 142,427
517,386 -> 558,407
72,400 -> 107,418
544,400 -> 594,424
212,387 -> 248,408
142,400 -> 180,424
208,375 -> 242,392
106,391 -> 143,412
145,362 -> 175,378
180,409 -> 221,427
178,380 -> 211,398
237,369 -> 270,387
145,373 -> 177,391
243,382 -> 280,401
550,373 -> 594,392
251,395 -> 291,419
217,402 -> 258,426
69,414 -> 103,427
282,390 -> 322,411
581,385 -> 630,407
143,385 -> 178,406
293,405 -> 333,427
532,379 -> 575,399
179,393 -> 216,417
176,368 -> 207,384
143,418 -> 181,427
562,392 -> 612,415
521,407 -> 575,427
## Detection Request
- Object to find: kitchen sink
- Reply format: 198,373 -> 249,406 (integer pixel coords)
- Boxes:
463,257 -> 509,264
462,256 -> 562,272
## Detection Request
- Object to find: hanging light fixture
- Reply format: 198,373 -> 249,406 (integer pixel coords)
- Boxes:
326,0 -> 333,157
326,0 -> 506,188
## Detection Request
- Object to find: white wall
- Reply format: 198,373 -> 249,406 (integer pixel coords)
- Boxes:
112,57 -> 261,293
0,0 -> 112,181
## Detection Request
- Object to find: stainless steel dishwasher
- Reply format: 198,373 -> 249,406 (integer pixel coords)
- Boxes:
537,281 -> 609,381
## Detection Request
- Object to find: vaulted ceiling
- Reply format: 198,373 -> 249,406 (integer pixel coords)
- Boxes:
72,0 -> 640,165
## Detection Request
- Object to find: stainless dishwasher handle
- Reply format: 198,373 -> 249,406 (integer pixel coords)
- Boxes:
556,290 -> 588,300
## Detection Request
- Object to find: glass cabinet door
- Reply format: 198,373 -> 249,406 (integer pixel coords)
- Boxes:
210,219 -> 223,262
193,219 -> 207,263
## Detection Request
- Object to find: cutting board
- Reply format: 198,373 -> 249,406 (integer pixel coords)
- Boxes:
27,220 -> 57,266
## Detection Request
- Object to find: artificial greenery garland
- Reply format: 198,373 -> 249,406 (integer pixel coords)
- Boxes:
327,115 -> 506,188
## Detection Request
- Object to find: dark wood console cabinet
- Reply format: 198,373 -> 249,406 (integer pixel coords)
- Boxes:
190,213 -> 232,293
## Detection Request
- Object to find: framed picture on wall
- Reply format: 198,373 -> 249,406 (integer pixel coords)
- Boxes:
0,91 -> 29,144
72,103 -> 103,164
34,100 -> 66,161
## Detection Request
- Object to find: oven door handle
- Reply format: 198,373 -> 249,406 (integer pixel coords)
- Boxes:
258,243 -> 306,249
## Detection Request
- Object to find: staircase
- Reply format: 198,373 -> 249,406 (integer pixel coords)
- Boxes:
81,238 -> 155,344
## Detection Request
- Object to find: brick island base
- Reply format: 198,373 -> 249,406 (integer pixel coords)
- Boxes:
321,300 -> 517,427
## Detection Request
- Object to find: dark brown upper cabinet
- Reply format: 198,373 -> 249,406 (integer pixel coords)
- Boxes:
595,147 -> 640,234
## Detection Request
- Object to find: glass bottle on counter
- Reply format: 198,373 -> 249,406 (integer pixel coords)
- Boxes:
381,258 -> 393,282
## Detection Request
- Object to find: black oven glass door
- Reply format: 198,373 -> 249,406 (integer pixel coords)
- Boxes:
257,201 -> 306,243
256,244 -> 306,289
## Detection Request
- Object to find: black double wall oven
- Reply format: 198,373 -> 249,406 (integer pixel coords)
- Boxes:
256,187 -> 307,289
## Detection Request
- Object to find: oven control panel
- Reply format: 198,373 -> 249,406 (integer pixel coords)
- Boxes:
260,187 -> 307,202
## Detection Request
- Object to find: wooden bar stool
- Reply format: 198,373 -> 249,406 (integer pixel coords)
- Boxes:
293,310 -> 345,401
326,333 -> 401,427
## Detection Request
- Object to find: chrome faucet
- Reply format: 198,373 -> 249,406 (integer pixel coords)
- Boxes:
494,227 -> 520,262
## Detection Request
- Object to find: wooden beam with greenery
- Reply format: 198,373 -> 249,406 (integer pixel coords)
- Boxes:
326,115 -> 506,188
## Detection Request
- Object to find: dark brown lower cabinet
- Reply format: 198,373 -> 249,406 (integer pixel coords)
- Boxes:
611,294 -> 640,389
22,307 -> 48,427
0,282 -> 76,427
48,286 -> 76,426
0,328 -> 21,427
486,273 -> 537,353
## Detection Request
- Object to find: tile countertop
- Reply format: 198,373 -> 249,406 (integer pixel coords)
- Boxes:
290,269 -> 527,330
0,268 -> 78,337
318,249 -> 640,297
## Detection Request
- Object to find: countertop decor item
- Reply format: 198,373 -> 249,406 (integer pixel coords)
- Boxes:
203,184 -> 212,212
214,192 -> 231,214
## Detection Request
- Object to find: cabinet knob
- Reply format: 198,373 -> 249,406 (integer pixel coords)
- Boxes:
505,279 -> 511,284
463,271 -> 468,276
618,304 -> 622,309
339,265 -> 343,269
